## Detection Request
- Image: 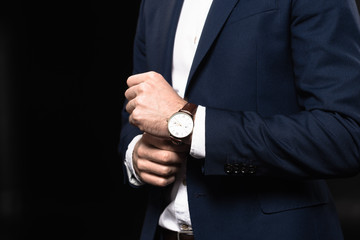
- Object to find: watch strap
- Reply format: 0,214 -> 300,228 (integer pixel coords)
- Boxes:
179,102 -> 197,117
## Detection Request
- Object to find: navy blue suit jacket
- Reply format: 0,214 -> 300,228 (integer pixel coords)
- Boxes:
120,0 -> 360,239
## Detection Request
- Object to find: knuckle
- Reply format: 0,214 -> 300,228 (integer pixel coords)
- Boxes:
160,151 -> 171,163
137,124 -> 145,132
148,71 -> 161,81
131,109 -> 142,123
157,178 -> 171,187
133,97 -> 140,107
128,115 -> 134,125
160,166 -> 173,176
129,115 -> 136,126
137,83 -> 145,93
139,83 -> 151,95
148,71 -> 157,78
129,115 -> 142,130
136,95 -> 146,106
133,96 -> 146,109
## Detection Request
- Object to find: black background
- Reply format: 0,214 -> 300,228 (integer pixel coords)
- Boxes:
0,1 -> 359,240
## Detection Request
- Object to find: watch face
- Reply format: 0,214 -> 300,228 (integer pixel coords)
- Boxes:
168,112 -> 194,138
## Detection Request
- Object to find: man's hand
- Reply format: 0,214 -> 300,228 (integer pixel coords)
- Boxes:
133,133 -> 189,187
125,71 -> 187,138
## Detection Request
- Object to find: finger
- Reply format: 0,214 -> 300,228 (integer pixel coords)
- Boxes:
137,139 -> 184,165
138,171 -> 176,187
141,148 -> 184,165
124,85 -> 138,101
127,71 -> 164,88
125,98 -> 136,114
127,73 -> 147,87
137,158 -> 179,178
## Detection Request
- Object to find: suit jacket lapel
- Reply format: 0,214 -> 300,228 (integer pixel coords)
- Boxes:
185,0 -> 239,94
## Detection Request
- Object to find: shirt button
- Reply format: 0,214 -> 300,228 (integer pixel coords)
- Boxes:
182,179 -> 187,186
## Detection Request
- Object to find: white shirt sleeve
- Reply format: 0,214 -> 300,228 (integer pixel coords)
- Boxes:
190,105 -> 206,159
124,134 -> 145,186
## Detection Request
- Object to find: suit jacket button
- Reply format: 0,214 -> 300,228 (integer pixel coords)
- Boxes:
224,163 -> 233,174
248,165 -> 256,174
233,163 -> 240,174
240,163 -> 247,175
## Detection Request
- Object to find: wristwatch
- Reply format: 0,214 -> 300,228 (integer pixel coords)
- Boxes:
167,102 -> 198,145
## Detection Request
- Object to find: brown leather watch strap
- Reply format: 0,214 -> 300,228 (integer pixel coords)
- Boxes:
179,102 -> 197,116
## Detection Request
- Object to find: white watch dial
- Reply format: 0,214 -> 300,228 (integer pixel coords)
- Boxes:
168,112 -> 194,138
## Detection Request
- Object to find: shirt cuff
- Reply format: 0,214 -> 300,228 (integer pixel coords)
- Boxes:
190,105 -> 206,159
124,134 -> 145,186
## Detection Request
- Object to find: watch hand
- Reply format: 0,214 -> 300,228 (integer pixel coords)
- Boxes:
174,119 -> 182,127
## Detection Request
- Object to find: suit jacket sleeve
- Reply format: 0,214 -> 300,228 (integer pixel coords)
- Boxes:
119,1 -> 146,180
204,0 -> 360,179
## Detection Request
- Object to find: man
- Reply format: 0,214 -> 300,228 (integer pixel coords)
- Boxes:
120,0 -> 360,239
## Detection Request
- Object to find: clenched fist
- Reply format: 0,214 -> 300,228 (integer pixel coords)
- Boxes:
133,133 -> 189,187
125,71 -> 187,138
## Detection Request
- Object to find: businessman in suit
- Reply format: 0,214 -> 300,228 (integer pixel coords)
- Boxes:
120,0 -> 360,239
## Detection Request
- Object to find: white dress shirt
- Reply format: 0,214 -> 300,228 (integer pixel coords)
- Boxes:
124,0 -> 213,232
